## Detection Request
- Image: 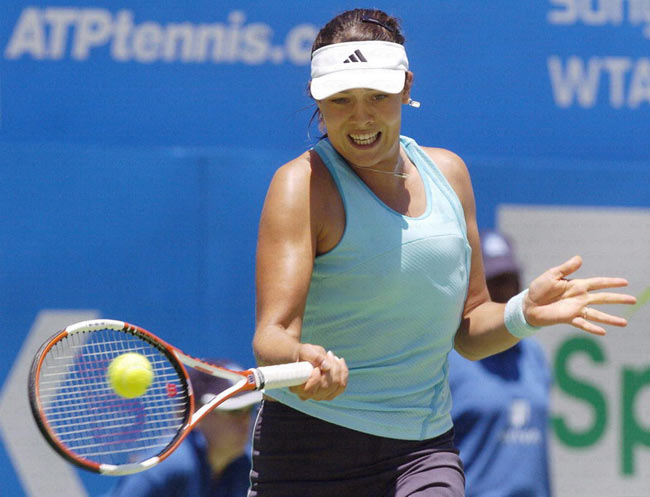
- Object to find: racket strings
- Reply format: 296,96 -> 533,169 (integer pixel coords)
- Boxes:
36,328 -> 190,465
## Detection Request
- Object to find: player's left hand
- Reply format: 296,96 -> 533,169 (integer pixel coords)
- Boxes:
523,255 -> 637,335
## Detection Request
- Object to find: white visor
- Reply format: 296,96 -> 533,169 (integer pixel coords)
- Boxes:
310,41 -> 409,100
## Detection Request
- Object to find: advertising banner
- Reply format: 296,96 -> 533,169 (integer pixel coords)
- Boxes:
1,1 -> 649,160
499,206 -> 650,497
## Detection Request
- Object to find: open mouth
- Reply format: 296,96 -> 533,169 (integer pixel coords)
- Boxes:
348,131 -> 380,146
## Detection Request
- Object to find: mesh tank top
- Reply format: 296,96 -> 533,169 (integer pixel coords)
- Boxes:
268,136 -> 471,440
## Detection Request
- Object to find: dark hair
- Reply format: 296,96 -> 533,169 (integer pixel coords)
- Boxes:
307,9 -> 406,137
312,9 -> 405,53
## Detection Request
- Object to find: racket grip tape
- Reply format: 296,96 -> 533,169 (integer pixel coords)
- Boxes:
255,361 -> 313,390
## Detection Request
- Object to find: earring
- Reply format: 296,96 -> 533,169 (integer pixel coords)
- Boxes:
407,99 -> 421,108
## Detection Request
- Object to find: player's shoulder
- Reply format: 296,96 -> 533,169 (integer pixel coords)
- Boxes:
264,148 -> 336,216
272,150 -> 310,180
420,146 -> 469,177
419,146 -> 472,200
271,149 -> 330,185
420,146 -> 465,163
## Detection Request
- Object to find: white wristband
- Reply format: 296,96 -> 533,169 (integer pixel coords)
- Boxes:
504,289 -> 541,339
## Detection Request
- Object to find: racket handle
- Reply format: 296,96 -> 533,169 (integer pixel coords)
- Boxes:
255,361 -> 314,390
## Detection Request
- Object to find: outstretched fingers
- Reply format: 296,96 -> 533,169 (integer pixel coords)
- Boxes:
570,289 -> 637,335
551,255 -> 583,280
571,315 -> 608,336
585,290 -> 637,306
575,306 -> 628,329
581,277 -> 631,292
527,256 -> 637,333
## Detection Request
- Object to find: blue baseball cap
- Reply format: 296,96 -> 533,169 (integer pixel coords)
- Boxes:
480,230 -> 521,280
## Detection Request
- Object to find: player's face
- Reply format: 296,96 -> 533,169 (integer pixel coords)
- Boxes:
317,88 -> 406,171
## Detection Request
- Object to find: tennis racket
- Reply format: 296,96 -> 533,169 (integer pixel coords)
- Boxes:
28,319 -> 313,476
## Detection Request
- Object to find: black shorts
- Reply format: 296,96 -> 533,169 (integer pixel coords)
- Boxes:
248,400 -> 465,497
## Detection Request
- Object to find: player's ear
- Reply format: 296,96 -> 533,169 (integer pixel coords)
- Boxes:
401,71 -> 414,104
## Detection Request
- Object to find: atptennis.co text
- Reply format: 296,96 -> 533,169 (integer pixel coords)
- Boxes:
3,8 -> 317,65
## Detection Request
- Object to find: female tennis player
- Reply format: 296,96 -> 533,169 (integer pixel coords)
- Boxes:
250,8 -> 636,497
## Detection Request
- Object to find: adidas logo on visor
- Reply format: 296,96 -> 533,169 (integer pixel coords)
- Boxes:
343,49 -> 367,63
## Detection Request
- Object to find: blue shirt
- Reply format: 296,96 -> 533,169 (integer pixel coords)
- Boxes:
103,431 -> 251,497
269,136 -> 471,440
448,340 -> 552,497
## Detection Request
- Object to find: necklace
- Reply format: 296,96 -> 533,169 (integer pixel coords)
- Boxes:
351,155 -> 409,179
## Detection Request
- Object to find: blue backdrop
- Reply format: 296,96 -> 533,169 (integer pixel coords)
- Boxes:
1,1 -> 648,496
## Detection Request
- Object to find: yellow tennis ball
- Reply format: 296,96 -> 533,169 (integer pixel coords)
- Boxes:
107,353 -> 154,398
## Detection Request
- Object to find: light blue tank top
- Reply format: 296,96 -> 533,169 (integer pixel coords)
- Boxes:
268,136 -> 471,440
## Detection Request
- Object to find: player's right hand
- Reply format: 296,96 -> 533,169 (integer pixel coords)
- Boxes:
289,343 -> 348,401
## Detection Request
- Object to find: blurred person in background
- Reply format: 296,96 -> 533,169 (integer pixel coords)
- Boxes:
448,230 -> 552,497
104,359 -> 261,497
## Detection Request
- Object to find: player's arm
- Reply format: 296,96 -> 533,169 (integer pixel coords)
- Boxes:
253,152 -> 347,400
428,148 -> 636,361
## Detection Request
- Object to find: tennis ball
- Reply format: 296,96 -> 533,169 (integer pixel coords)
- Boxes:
107,353 -> 154,398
